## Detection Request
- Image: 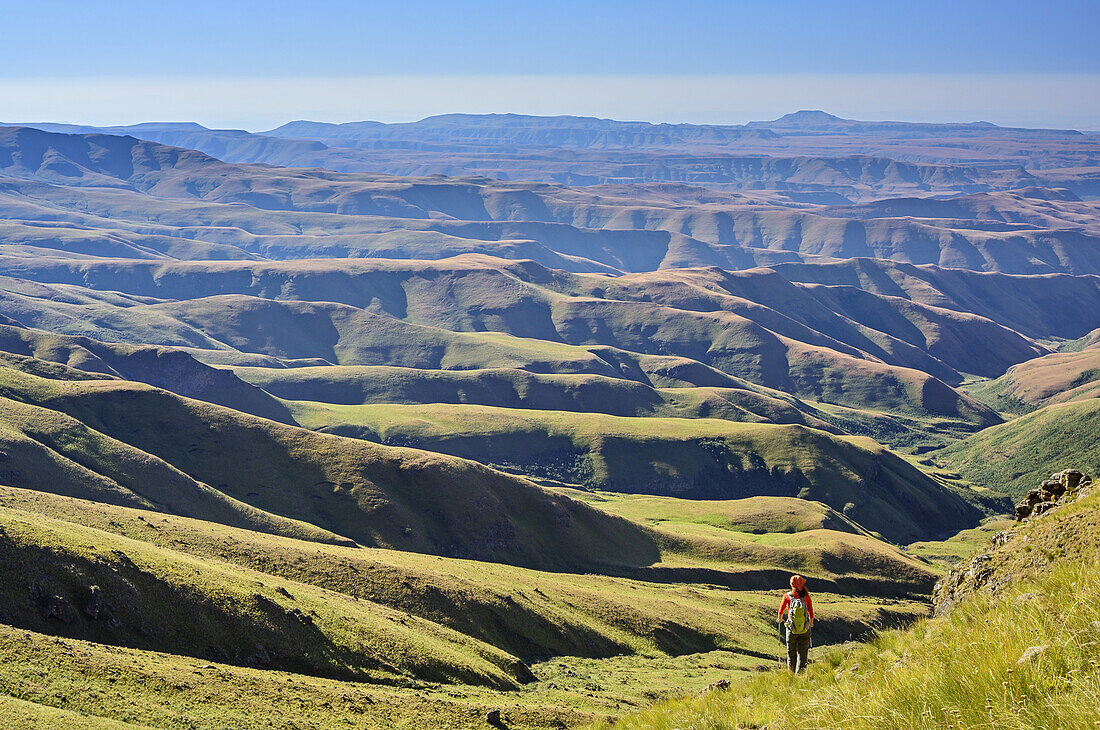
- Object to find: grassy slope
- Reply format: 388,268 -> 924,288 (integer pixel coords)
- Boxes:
0,393 -> 344,545
964,345 -> 1100,410
0,486 -> 935,649
233,362 -> 997,452
556,491 -> 936,588
0,255 -> 1007,424
0,364 -> 659,572
937,398 -> 1100,498
0,504 -> 521,689
904,517 -> 1015,569
0,323 -> 295,423
233,364 -> 836,429
0,485 -> 933,728
0,623 -> 757,729
597,486 -> 1100,729
556,493 -> 871,536
287,400 -> 984,543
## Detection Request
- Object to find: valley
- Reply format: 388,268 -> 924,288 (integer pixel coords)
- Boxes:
0,112 -> 1097,728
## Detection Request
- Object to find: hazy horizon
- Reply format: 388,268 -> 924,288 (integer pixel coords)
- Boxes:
4,1 -> 1097,132
4,73 -> 1100,134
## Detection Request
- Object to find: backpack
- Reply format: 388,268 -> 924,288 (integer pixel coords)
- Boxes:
786,594 -> 809,635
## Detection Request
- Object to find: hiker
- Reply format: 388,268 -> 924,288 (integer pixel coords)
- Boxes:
777,574 -> 813,673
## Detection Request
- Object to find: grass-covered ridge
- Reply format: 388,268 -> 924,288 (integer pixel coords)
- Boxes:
0,485 -> 936,643
0,253 -> 1024,423
0,503 -> 522,689
597,483 -> 1100,729
0,363 -> 660,572
287,399 -> 986,543
937,398 -> 1100,499
962,341 -> 1100,412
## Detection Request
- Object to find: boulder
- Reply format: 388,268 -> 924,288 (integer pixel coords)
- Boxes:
1032,501 -> 1057,516
83,585 -> 104,619
701,679 -> 730,693
1015,488 -> 1046,520
1015,469 -> 1093,521
1060,469 -> 1085,492
1041,479 -> 1066,499
485,708 -> 502,725
1017,645 -> 1048,665
943,468 -> 1093,613
43,595 -> 76,624
1041,477 -> 1061,487
511,659 -> 537,684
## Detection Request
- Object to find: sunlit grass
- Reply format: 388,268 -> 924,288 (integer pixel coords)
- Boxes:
596,491 -> 1100,729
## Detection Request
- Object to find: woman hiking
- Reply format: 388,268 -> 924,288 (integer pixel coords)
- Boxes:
777,574 -> 813,673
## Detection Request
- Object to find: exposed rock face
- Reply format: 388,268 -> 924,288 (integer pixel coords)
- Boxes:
1014,470 -> 1091,521
701,679 -> 731,694
933,469 -> 1094,616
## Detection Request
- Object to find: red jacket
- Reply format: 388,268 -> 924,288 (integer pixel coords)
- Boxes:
778,591 -> 814,623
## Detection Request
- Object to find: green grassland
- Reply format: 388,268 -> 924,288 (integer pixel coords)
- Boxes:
0,126 -> 1096,729
0,623 -> 757,729
936,398 -> 1100,498
0,254 -> 1010,425
904,517 -> 1015,569
0,486 -> 935,650
556,493 -> 871,536
596,485 -> 1100,730
551,491 -> 936,589
0,363 -> 663,572
0,486 -> 933,728
0,503 -> 522,689
963,346 -> 1100,413
233,363 -> 836,428
285,399 -> 985,543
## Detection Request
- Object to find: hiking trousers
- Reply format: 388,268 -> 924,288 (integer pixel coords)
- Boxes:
786,631 -> 811,673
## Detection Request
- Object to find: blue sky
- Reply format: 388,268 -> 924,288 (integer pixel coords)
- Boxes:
3,0 -> 1098,129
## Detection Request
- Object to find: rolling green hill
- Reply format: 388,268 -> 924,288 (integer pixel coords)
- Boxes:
936,398 -> 1100,498
0,364 -> 659,572
0,504 -> 523,689
286,400 -> 987,543
963,339 -> 1100,411
234,364 -> 835,428
0,255 -> 1022,425
0,473 -> 935,727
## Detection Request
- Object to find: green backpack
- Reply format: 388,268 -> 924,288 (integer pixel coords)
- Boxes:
786,595 -> 809,635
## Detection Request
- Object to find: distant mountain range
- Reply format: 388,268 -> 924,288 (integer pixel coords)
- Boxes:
8,112 -> 1098,199
3,125 -> 1100,276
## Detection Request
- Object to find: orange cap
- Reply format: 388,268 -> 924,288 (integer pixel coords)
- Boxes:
790,575 -> 806,591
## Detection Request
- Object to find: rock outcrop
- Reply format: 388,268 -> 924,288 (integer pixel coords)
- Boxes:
933,469 -> 1094,616
1014,469 -> 1091,520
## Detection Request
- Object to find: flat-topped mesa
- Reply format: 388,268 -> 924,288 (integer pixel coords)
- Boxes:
1014,469 -> 1093,521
